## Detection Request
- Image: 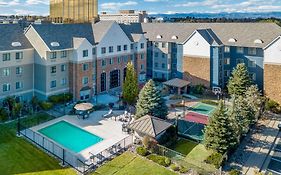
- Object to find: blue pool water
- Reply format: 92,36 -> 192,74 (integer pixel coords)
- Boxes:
38,121 -> 103,153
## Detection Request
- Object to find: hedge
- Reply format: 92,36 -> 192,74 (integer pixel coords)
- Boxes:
146,154 -> 171,167
136,146 -> 148,156
205,152 -> 223,168
48,93 -> 73,104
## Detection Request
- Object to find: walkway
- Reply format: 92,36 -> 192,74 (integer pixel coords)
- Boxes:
224,112 -> 281,174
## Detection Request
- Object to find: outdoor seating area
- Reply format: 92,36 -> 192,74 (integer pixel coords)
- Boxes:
163,78 -> 191,95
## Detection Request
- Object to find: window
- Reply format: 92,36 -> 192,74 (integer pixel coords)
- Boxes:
16,81 -> 23,89
224,46 -> 230,53
51,66 -> 56,74
61,51 -> 67,58
236,59 -> 244,64
237,47 -> 244,54
224,58 -> 230,65
162,63 -> 166,68
162,53 -> 165,58
50,52 -> 57,59
2,53 -> 10,61
154,52 -> 159,57
224,70 -> 231,77
92,48 -> 96,55
249,73 -> 256,81
154,62 -> 158,68
61,78 -> 67,85
3,68 -> 10,76
83,50 -> 88,57
110,70 -> 120,89
16,52 -> 23,60
123,56 -> 128,62
248,48 -> 257,55
141,43 -> 144,49
109,46 -> 114,53
162,42 -> 166,48
154,42 -> 159,47
101,59 -> 106,67
141,54 -> 145,60
83,63 -> 89,71
82,76 -> 89,85
141,64 -> 144,70
16,67 -> 23,74
131,44 -> 134,50
248,60 -> 256,68
101,47 -> 106,54
117,45 -> 121,52
50,80 -> 56,88
61,64 -> 66,71
109,58 -> 113,65
123,45 -> 128,51
3,83 -> 10,92
117,57 -> 121,63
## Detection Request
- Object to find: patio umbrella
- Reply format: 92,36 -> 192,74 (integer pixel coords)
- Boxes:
74,103 -> 93,111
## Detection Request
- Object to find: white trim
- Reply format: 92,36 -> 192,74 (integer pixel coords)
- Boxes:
25,25 -> 51,52
264,36 -> 281,50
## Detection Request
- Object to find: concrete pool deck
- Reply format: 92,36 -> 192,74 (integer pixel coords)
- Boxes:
30,110 -> 129,161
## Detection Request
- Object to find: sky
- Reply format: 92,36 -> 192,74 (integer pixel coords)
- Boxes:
0,0 -> 281,16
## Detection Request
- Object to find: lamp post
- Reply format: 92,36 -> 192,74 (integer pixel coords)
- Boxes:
63,92 -> 66,115
17,109 -> 22,137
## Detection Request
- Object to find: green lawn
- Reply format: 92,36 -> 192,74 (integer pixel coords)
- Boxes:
169,139 -> 216,174
93,152 -> 177,175
0,113 -> 76,175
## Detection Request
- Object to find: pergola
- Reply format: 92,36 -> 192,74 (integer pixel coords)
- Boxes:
163,78 -> 191,95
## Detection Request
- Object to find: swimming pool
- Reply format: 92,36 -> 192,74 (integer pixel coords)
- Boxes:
38,121 -> 103,153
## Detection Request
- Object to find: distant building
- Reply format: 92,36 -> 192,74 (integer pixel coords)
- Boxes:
99,10 -> 148,24
50,0 -> 98,23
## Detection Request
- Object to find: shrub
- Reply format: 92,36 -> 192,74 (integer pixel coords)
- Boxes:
39,102 -> 53,111
205,152 -> 223,168
179,166 -> 188,173
265,99 -> 281,114
142,136 -> 158,153
191,84 -> 205,95
201,100 -> 218,106
170,163 -> 180,171
147,154 -> 171,167
228,169 -> 240,175
48,93 -> 73,104
136,146 -> 148,156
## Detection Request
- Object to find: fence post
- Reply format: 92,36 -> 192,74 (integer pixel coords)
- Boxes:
62,149 -> 65,165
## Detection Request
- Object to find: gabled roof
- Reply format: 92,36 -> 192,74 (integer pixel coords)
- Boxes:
92,21 -> 116,43
31,23 -> 94,50
131,34 -> 144,42
0,24 -> 32,51
122,23 -> 281,48
128,115 -> 172,138
163,78 -> 190,88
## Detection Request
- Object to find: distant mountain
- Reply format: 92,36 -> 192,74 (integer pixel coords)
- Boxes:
150,12 -> 281,19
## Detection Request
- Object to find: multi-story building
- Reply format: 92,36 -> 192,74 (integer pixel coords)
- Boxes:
1,22 -> 281,104
99,10 -> 148,24
50,0 -> 98,23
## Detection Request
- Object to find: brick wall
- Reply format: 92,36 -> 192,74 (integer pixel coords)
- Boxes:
182,56 -> 210,87
264,64 -> 281,104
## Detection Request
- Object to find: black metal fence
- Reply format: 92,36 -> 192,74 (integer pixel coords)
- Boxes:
20,124 -> 134,174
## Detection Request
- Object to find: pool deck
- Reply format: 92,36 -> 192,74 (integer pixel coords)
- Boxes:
31,110 -> 129,161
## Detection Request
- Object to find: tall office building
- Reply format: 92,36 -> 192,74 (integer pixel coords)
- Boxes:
50,0 -> 98,23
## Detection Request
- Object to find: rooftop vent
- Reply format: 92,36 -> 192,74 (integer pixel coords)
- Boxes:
228,38 -> 237,43
254,39 -> 263,44
156,35 -> 162,39
11,42 -> 21,47
50,42 -> 60,47
171,35 -> 178,40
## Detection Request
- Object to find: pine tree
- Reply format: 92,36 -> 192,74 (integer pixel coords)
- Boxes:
122,61 -> 139,105
227,63 -> 252,96
136,79 -> 168,119
245,85 -> 263,124
204,100 -> 237,153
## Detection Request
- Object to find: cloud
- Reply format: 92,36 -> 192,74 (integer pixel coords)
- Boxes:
26,0 -> 48,5
0,0 -> 19,6
100,1 -> 138,10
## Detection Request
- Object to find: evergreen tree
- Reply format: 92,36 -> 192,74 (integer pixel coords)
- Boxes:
122,61 -> 139,105
227,63 -> 252,96
136,79 -> 168,119
204,100 -> 237,153
245,85 -> 263,124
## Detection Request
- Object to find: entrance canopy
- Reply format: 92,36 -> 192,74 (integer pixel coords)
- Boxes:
163,78 -> 190,88
74,103 -> 93,111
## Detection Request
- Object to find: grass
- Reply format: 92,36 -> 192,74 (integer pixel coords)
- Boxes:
93,152 -> 177,175
169,138 -> 216,174
0,113 -> 76,175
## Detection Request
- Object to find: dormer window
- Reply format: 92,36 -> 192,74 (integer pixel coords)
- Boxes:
156,35 -> 162,39
171,35 -> 178,40
254,39 -> 263,44
11,42 -> 21,47
228,38 -> 237,43
50,42 -> 60,47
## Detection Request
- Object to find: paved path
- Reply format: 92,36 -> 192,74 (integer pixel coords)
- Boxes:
224,112 -> 281,174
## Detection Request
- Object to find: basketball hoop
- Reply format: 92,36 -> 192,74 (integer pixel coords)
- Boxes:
212,87 -> 222,95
